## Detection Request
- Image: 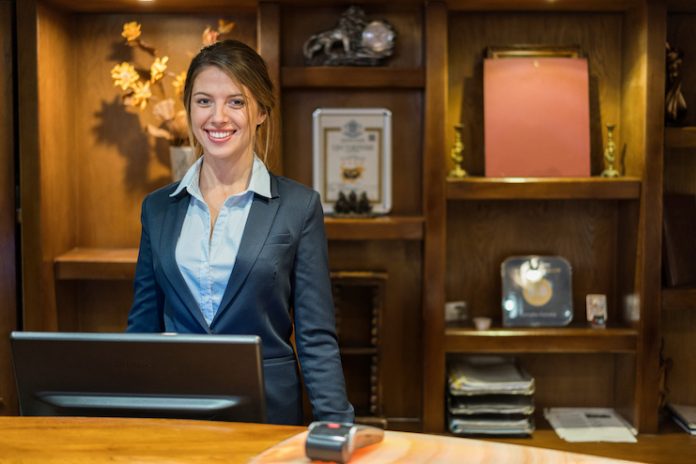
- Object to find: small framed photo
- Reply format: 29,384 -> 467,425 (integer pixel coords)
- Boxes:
312,108 -> 392,215
586,294 -> 608,327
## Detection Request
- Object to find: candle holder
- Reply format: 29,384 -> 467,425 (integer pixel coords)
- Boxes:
601,124 -> 620,178
448,124 -> 468,178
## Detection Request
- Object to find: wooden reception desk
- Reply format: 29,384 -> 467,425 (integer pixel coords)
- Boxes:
0,417 -> 694,463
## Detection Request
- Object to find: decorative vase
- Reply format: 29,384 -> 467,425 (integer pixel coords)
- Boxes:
169,145 -> 196,182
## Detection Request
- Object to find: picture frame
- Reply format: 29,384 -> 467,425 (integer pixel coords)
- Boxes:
586,294 -> 608,327
312,108 -> 392,215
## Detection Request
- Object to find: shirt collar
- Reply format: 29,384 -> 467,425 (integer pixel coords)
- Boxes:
170,154 -> 271,200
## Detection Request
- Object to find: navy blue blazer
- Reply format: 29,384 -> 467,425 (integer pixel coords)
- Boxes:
126,174 -> 354,425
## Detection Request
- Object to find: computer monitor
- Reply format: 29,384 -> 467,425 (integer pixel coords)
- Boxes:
10,331 -> 266,423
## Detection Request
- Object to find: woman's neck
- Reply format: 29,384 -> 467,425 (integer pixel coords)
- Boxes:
199,151 -> 254,198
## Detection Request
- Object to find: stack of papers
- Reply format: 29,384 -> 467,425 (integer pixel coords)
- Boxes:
668,403 -> 696,435
449,394 -> 534,415
448,356 -> 535,396
447,357 -> 535,436
544,408 -> 637,443
449,416 -> 534,436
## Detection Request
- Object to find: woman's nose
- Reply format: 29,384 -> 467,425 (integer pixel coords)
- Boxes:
211,104 -> 229,123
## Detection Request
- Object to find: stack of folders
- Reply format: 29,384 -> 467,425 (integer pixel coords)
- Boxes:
668,403 -> 696,435
448,356 -> 535,436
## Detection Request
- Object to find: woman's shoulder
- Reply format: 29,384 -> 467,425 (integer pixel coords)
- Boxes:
271,174 -> 319,201
142,181 -> 183,208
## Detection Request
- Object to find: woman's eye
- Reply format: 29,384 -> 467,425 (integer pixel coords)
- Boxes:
229,98 -> 245,109
195,98 -> 211,106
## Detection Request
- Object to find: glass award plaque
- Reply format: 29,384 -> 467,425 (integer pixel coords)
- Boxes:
501,255 -> 573,327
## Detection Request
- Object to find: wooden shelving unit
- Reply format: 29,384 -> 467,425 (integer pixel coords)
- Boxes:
16,0 -> 426,431
661,1 -> 696,411
421,0 -> 664,435
12,0 -> 675,435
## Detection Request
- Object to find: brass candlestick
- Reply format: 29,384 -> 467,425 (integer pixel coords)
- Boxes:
449,124 -> 468,178
601,124 -> 620,178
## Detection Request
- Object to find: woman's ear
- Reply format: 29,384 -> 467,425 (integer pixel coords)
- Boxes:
256,109 -> 267,127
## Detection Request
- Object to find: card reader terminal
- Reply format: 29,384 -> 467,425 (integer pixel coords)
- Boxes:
305,421 -> 384,463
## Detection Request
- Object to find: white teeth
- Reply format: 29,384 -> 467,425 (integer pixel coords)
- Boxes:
209,130 -> 233,139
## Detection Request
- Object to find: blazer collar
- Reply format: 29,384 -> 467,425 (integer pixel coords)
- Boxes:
159,190 -> 212,333
211,175 -> 281,328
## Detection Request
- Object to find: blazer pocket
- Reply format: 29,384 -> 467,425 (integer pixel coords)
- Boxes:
265,233 -> 293,246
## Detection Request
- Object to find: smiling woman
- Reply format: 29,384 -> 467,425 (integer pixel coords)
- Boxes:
126,39 -> 355,426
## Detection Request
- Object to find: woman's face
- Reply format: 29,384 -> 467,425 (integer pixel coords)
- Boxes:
190,65 -> 266,163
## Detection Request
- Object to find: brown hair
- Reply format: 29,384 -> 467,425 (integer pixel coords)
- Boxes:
183,39 -> 276,164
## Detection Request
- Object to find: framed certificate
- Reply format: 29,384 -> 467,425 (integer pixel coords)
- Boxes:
312,108 -> 392,215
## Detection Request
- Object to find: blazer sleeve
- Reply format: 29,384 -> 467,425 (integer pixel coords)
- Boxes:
292,191 -> 355,423
127,195 -> 165,333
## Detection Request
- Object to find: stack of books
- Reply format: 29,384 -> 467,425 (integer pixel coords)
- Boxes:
668,403 -> 696,435
447,356 -> 535,436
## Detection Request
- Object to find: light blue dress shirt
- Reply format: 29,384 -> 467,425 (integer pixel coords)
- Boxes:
170,155 -> 271,325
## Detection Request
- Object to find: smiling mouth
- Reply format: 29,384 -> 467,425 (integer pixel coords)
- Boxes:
206,130 -> 235,141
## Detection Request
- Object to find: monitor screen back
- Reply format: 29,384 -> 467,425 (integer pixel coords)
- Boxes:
10,332 -> 266,423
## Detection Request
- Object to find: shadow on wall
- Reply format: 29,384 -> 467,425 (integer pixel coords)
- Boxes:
92,96 -> 171,193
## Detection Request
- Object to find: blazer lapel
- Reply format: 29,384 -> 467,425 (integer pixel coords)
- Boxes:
159,191 -> 211,333
212,178 -> 280,326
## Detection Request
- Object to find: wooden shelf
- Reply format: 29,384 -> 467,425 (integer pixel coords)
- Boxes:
54,217 -> 423,280
446,177 -> 641,200
55,247 -> 138,280
281,67 -> 425,89
662,288 -> 696,311
445,326 -> 638,353
324,216 -> 424,240
664,126 -> 696,149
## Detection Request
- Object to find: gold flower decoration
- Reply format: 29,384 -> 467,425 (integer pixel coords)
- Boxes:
172,71 -> 186,98
217,19 -> 235,34
125,81 -> 152,111
202,27 -> 220,47
121,21 -> 141,43
150,56 -> 169,83
110,19 -> 236,146
110,62 -> 139,91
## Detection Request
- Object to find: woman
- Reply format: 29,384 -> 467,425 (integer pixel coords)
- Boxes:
127,39 -> 354,425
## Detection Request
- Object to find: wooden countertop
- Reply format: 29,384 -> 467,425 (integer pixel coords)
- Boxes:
0,416 -> 664,463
